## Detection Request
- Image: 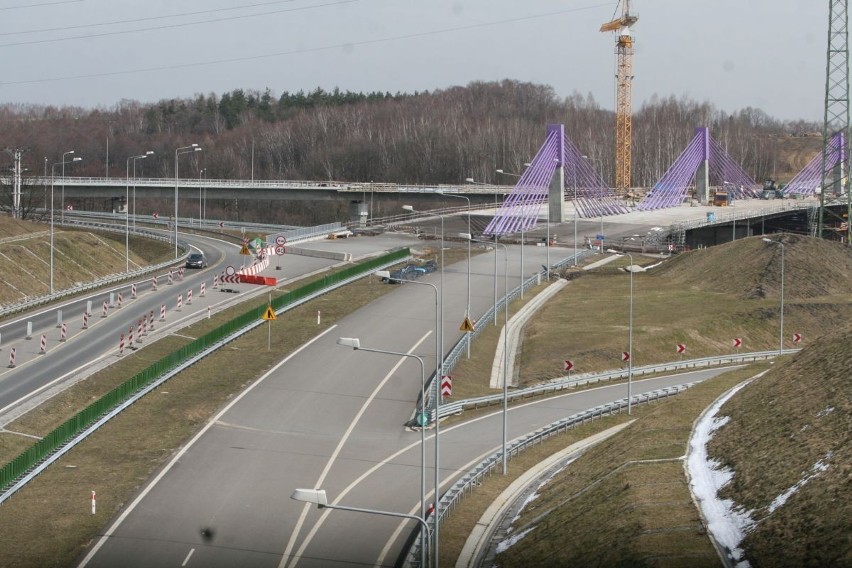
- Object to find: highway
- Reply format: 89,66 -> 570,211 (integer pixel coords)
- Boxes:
0,230 -> 358,426
76,244 -> 729,568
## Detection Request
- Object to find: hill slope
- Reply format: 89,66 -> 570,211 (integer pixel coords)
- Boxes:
708,325 -> 852,566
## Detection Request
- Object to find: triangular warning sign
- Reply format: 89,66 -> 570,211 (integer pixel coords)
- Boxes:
460,317 -> 475,332
262,306 -> 277,320
240,245 -> 251,255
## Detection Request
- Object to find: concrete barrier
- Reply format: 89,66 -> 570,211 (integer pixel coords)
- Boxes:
284,246 -> 352,262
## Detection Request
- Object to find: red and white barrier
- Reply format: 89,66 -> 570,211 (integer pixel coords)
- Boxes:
160,304 -> 166,321
186,289 -> 192,305
40,334 -> 47,354
131,283 -> 137,299
237,246 -> 274,276
82,311 -> 89,329
101,301 -> 109,318
128,325 -> 134,346
117,293 -> 123,309
152,275 -> 158,291
179,267 -> 185,280
177,294 -> 183,311
221,273 -> 240,284
60,323 -> 67,342
213,274 -> 219,288
168,270 -> 173,285
149,310 -> 155,331
118,333 -> 125,356
91,491 -> 96,515
200,282 -> 206,297
8,347 -> 16,368
137,319 -> 144,342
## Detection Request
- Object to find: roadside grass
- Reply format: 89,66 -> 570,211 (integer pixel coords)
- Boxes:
454,364 -> 770,568
708,325 -> 852,567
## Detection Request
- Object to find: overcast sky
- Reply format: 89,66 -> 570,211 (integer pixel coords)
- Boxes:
0,0 -> 825,122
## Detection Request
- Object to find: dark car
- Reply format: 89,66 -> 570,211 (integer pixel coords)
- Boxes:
386,264 -> 418,283
186,252 -> 207,269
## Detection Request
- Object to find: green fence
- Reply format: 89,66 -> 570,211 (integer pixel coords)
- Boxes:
0,247 -> 409,493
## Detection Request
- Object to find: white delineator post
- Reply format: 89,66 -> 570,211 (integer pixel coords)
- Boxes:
91,491 -> 96,514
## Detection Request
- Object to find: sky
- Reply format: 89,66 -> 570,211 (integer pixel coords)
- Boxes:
0,0 -> 826,122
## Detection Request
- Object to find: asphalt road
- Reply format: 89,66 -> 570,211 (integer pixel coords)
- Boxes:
77,244 -> 729,568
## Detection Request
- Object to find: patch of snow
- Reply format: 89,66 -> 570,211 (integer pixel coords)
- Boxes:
495,526 -> 536,554
686,379 -> 756,568
816,406 -> 834,418
767,453 -> 832,514
508,457 -> 578,529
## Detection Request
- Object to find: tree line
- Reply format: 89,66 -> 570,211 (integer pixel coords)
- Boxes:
0,79 -> 822,221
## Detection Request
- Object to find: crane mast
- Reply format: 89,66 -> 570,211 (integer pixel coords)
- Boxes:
601,1 -> 637,194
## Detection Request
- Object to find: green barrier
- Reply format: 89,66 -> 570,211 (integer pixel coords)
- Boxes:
0,247 -> 409,492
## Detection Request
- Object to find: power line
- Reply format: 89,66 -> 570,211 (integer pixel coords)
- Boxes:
0,0 -> 82,11
0,3 -> 611,87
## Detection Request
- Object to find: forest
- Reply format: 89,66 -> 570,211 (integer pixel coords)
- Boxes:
0,80 -> 823,223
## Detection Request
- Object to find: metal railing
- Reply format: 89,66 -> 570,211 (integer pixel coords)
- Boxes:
0,221 -> 189,319
404,383 -> 696,566
436,350 -> 793,419
0,248 -> 410,501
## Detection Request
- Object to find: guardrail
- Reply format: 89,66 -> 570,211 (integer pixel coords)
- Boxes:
0,221 -> 189,319
404,383 -> 696,566
436,349 -> 794,419
0,247 -> 411,502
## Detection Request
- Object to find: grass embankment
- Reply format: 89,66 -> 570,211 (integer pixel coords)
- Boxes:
0,216 -> 173,306
709,325 -> 852,566
442,364 -> 769,568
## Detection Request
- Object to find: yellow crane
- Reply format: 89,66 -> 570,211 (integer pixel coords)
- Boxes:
600,0 -> 637,194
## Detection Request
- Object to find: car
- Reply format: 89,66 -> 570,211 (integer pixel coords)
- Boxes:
186,252 -> 207,269
386,264 -> 418,283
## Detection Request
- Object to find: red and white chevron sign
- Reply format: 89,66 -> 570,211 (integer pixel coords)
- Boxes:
621,351 -> 630,362
220,273 -> 240,284
676,343 -> 686,354
732,337 -> 743,348
440,375 -> 452,397
563,359 -> 574,372
793,333 -> 802,343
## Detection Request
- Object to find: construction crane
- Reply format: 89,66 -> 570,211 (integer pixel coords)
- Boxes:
600,0 -> 637,194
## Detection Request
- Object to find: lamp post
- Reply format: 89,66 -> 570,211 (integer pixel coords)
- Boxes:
374,270 -> 442,566
125,152 -> 153,272
466,178 -> 500,320
175,144 -> 202,257
608,249 -> 635,414
291,488 -> 431,568
336,337 -> 429,568
437,191 -> 472,355
763,238 -> 785,354
199,168 -> 206,222
495,168 -> 527,298
583,155 -> 605,251
50,157 -> 82,295
461,233 -> 511,475
60,150 -> 74,224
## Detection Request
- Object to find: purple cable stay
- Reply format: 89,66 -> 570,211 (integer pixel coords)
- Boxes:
485,125 -> 627,235
781,132 -> 845,196
484,128 -> 559,235
638,127 -> 759,211
563,136 -> 628,218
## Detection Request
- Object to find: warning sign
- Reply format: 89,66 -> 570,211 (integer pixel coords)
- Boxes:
240,244 -> 251,255
262,306 -> 277,320
459,317 -> 475,333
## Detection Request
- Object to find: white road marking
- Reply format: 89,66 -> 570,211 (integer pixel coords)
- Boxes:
181,548 -> 195,566
281,331 -> 432,568
76,324 -> 339,568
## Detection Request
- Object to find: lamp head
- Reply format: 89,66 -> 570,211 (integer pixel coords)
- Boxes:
374,270 -> 391,279
145,151 -> 155,156
290,488 -> 328,507
336,337 -> 360,349
460,232 -> 473,241
402,205 -> 415,212
495,169 -> 504,174
72,157 -> 82,162
464,177 -> 475,183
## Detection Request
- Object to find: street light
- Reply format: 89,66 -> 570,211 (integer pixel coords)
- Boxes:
583,155 -> 605,251
608,249 -> 634,414
290,488 -> 432,568
495,168 -> 527,298
175,144 -> 202,257
336,337 -> 429,568
60,150 -> 74,224
126,152 -> 153,272
461,232 -> 511,475
763,237 -> 785,354
374,270 -> 442,566
50,157 -> 82,295
199,168 -> 206,221
436,190 -> 472,355
133,150 -> 154,230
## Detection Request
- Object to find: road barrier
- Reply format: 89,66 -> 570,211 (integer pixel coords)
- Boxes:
101,301 -> 108,319
168,271 -> 173,285
187,289 -> 192,305
60,323 -> 67,342
137,319 -> 144,342
117,293 -> 123,309
39,335 -> 46,354
152,276 -> 158,291
160,304 -> 166,321
213,274 -> 218,288
8,347 -> 15,368
82,312 -> 89,329
0,247 -> 410,501
128,326 -> 134,346
200,282 -> 206,297
131,283 -> 137,299
176,294 -> 183,312
148,311 -> 154,331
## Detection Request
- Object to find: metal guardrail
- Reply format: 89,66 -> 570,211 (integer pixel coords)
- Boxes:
0,248 -> 411,503
0,221 -> 189,319
436,349 -> 794,419
404,383 -> 696,566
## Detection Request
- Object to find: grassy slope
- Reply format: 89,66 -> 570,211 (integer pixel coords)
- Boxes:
709,326 -> 852,567
0,217 -> 172,306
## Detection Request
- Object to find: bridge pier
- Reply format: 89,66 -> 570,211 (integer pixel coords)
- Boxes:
548,124 -> 566,223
